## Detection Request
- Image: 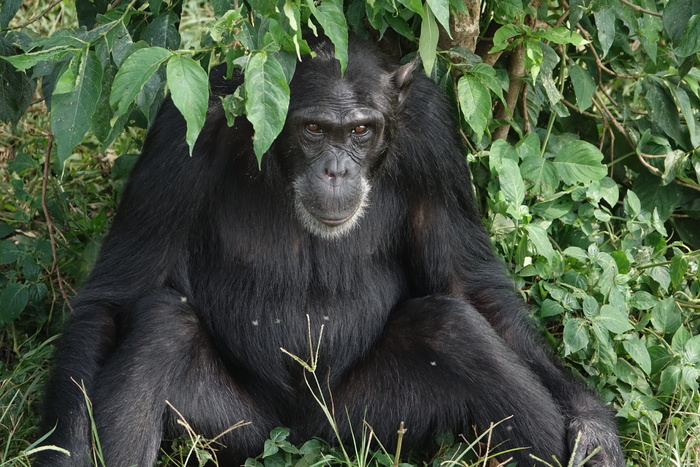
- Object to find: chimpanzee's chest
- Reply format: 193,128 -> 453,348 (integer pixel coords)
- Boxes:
186,230 -> 409,388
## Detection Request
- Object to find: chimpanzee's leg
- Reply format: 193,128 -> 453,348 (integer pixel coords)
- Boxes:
90,290 -> 275,466
35,306 -> 116,467
323,297 -> 568,465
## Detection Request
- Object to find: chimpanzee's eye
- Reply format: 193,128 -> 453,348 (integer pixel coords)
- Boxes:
306,123 -> 322,133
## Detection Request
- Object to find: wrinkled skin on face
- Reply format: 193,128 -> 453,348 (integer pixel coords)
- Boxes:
287,103 -> 382,239
279,41 -> 415,239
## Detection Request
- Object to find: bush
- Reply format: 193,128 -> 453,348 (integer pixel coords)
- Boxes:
0,0 -> 698,465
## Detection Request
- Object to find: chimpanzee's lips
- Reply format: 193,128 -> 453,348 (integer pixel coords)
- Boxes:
318,211 -> 358,226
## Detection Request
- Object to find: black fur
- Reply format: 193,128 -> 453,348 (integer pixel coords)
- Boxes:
37,37 -> 624,466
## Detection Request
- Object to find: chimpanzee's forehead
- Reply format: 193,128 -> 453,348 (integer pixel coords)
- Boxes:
290,78 -> 377,111
289,63 -> 394,115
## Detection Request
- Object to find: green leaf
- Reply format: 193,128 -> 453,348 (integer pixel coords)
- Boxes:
676,14 -> 700,56
419,3 -> 439,75
663,0 -> 696,42
539,299 -> 564,318
563,318 -> 589,355
524,40 -> 543,83
0,46 -> 73,71
516,133 -> 540,158
211,9 -> 243,42
0,222 -> 15,238
538,27 -> 587,46
599,177 -> 619,206
648,266 -> 671,292
54,54 -> 79,94
670,254 -> 689,288
682,366 -> 699,391
262,439 -> 279,458
283,1 -> 300,32
527,224 -> 554,263
166,55 -> 209,156
469,63 -> 505,102
244,458 -> 263,467
625,190 -> 641,217
662,150 -> 687,186
493,0 -> 524,23
109,22 -> 135,67
532,195 -> 573,219
110,46 -> 171,119
0,0 -> 21,28
569,62 -> 595,111
675,87 -> 699,148
31,29 -> 87,49
457,75 -> 490,142
312,0 -> 348,74
659,365 -> 681,394
143,12 -> 181,50
498,159 -> 525,207
385,13 -> 417,41
0,37 -> 36,124
632,173 -> 682,221
552,140 -> 607,185
0,239 -> 20,264
426,0 -> 450,36
490,24 -> 521,53
221,87 -> 246,126
593,9 -> 615,58
645,83 -> 685,147
521,156 -> 559,196
489,139 -> 518,175
593,326 -> 617,371
269,427 -> 290,442
671,326 -> 691,353
685,336 -> 700,364
651,298 -> 682,334
248,0 -> 278,17
136,66 -> 165,127
0,281 -> 29,324
539,44 -> 562,105
623,335 -> 652,374
244,52 -> 290,164
51,50 -> 103,168
563,246 -> 587,262
113,153 -> 139,179
637,0 -> 663,62
648,345 -> 673,375
610,251 -> 630,274
597,304 -> 633,334
148,0 -> 162,14
582,296 -> 599,319
396,0 -> 424,15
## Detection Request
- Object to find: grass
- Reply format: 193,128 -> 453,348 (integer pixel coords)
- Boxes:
1,1 -> 699,466
2,73 -> 700,467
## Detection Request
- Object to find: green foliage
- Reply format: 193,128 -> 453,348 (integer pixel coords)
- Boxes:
0,0 -> 350,163
1,0 -> 699,465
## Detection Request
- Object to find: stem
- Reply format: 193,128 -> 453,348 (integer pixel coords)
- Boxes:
41,135 -> 72,309
493,41 -> 526,141
619,0 -> 663,17
393,422 -> 407,467
3,0 -> 63,31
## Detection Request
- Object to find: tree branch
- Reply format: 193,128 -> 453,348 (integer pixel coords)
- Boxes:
41,135 -> 73,309
492,42 -> 526,141
619,0 -> 663,17
4,0 -> 63,31
593,94 -> 700,193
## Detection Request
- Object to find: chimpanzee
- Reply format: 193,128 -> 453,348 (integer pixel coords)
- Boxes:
37,35 -> 624,466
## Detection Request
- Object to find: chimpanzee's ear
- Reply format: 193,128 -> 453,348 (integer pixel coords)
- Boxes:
394,59 -> 420,105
